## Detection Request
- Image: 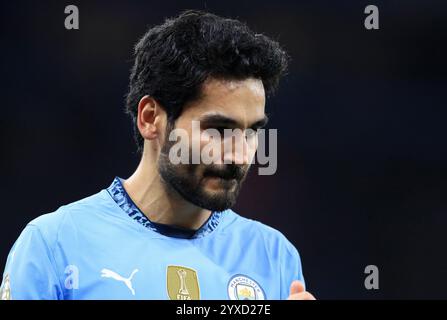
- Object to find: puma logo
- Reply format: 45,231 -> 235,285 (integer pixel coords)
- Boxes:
100,268 -> 139,295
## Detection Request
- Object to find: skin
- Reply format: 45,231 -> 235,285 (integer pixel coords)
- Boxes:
123,77 -> 315,300
288,281 -> 316,300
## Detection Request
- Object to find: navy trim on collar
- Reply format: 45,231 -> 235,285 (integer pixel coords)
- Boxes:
106,176 -> 224,239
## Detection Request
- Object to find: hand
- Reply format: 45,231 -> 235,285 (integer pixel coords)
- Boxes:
287,280 -> 316,300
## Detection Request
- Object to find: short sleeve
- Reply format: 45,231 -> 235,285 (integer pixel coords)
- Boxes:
280,241 -> 305,299
0,224 -> 63,300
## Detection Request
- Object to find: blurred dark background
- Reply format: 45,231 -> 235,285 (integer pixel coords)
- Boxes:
1,0 -> 446,299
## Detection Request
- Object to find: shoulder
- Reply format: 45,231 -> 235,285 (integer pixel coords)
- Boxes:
225,209 -> 300,257
24,189 -> 110,245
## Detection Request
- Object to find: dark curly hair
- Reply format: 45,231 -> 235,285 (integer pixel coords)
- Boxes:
125,10 -> 289,152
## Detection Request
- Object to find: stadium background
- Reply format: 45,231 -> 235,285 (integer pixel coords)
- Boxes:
1,0 -> 446,299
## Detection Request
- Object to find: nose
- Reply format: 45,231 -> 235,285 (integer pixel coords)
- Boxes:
222,130 -> 251,165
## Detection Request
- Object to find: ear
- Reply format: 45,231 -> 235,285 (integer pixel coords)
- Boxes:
136,95 -> 166,141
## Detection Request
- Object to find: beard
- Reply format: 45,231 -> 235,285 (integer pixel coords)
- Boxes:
157,126 -> 249,212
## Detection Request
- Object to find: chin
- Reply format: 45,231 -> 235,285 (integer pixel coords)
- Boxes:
201,187 -> 227,199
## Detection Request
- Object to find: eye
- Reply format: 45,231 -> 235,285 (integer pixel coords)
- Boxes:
213,126 -> 227,135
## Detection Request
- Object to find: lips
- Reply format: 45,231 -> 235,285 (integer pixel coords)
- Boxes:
204,166 -> 245,181
204,172 -> 241,181
210,175 -> 236,181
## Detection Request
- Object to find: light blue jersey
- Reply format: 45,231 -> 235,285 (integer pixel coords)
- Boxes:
0,177 -> 304,300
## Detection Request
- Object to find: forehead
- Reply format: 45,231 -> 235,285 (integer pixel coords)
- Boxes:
182,77 -> 266,125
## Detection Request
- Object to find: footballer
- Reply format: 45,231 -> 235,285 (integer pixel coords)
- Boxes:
0,10 -> 315,300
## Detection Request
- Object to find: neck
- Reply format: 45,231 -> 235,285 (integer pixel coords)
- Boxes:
122,151 -> 212,230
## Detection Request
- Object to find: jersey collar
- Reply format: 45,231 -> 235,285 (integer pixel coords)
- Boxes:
106,176 -> 224,239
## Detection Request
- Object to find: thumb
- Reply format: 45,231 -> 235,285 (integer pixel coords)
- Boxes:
289,280 -> 305,296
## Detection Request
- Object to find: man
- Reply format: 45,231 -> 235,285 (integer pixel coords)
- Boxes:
0,10 -> 315,300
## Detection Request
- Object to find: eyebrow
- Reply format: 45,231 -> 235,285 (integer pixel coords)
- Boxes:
199,113 -> 269,129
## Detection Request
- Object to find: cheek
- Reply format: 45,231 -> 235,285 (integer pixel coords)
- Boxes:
199,131 -> 225,163
174,163 -> 202,182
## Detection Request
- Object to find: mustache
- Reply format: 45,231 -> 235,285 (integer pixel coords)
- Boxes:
203,165 -> 247,181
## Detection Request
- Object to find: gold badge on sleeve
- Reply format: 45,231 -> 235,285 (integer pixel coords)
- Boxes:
166,265 -> 200,300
